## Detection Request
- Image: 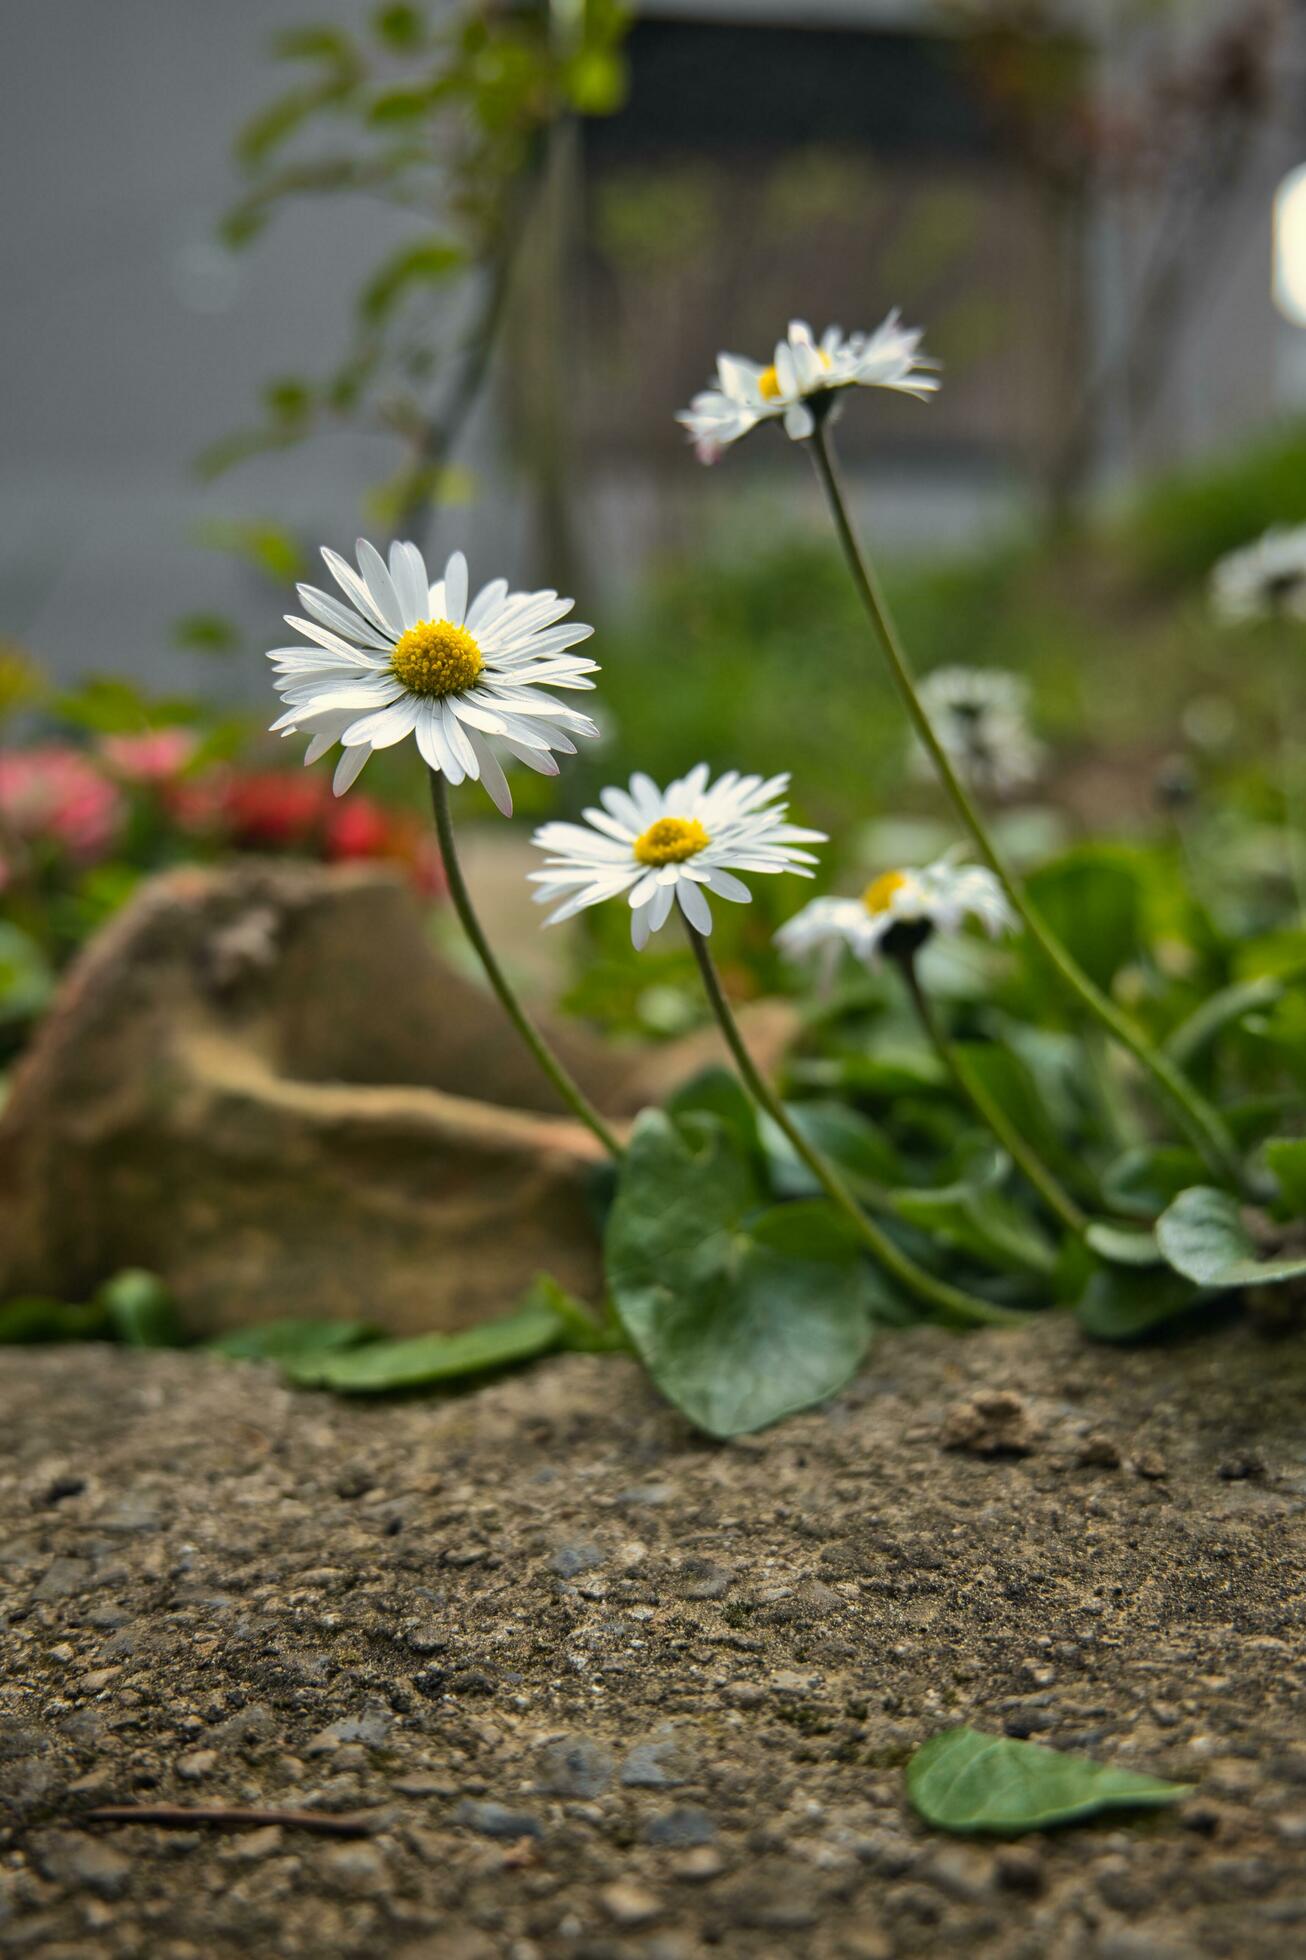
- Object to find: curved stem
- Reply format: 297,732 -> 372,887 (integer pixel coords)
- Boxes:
428,771 -> 623,1160
895,950 -> 1087,1236
685,923 -> 1025,1329
806,419 -> 1244,1190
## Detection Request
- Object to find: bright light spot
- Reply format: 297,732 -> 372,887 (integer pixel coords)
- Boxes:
1273,165 -> 1306,326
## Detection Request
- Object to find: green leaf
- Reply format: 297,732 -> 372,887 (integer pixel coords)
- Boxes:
0,924 -> 54,1028
288,1302 -> 566,1393
373,3 -> 425,51
1025,847 -> 1144,993
359,241 -> 465,324
906,1728 -> 1190,1836
892,1149 -> 1056,1280
563,45 -> 627,115
171,611 -> 241,657
605,1111 -> 875,1439
1075,1263 -> 1206,1342
1101,1144 -> 1206,1219
950,1041 -> 1080,1186
196,519 -> 307,584
760,1099 -> 899,1201
97,1270 -> 185,1348
664,1066 -> 759,1161
1083,1222 -> 1163,1268
1163,976 -> 1283,1069
271,26 -> 359,66
235,73 -> 355,173
0,1297 -> 108,1344
209,1318 -> 377,1362
1265,1138 -> 1306,1219
1156,1186 -> 1306,1290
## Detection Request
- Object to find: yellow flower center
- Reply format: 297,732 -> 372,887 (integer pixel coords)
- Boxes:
390,619 -> 483,697
862,870 -> 908,915
758,349 -> 831,402
633,816 -> 710,867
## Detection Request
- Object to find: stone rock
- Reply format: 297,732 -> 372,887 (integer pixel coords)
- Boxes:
0,862 -> 797,1335
643,1807 -> 716,1848
599,1881 -> 662,1927
620,1728 -> 698,1789
535,1736 -> 615,1799
453,1800 -> 543,1840
37,1833 -> 131,1900
940,1388 -> 1040,1457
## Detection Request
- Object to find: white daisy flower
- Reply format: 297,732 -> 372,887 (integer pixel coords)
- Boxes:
913,665 -> 1043,795
676,311 -> 938,458
528,765 -> 825,949
267,538 -> 600,814
778,856 -> 1015,975
1210,525 -> 1306,625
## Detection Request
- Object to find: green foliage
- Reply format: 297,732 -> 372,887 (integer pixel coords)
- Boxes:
0,1271 -> 182,1348
99,1270 -> 185,1348
906,1728 -> 1190,1836
209,1318 -> 377,1362
605,1110 -> 878,1438
206,1277 -> 610,1393
212,1 -> 632,496
283,1301 -> 567,1392
1156,1186 -> 1306,1290
1124,420 -> 1306,589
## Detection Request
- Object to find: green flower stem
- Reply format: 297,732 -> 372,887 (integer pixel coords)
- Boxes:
806,418 -> 1244,1190
685,922 -> 1024,1329
428,771 -> 623,1161
894,948 -> 1087,1237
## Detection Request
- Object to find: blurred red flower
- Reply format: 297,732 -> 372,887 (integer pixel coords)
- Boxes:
0,746 -> 123,863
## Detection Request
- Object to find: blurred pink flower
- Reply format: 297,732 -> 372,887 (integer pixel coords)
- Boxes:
0,746 -> 122,863
100,728 -> 198,784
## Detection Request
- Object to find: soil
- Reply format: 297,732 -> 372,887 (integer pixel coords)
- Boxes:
2,1315 -> 1305,1960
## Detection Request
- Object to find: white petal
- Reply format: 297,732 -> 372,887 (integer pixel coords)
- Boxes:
703,867 -> 752,904
333,743 -> 371,796
648,882 -> 676,933
388,540 -> 430,628
355,538 -> 406,636
676,877 -> 713,934
343,696 -> 420,750
322,546 -> 394,638
466,577 -> 509,635
295,584 -> 392,651
443,550 -> 469,626
468,731 -> 513,817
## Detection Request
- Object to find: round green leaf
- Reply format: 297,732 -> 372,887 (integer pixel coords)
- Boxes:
1156,1186 -> 1306,1289
907,1727 -> 1190,1836
605,1111 -> 875,1439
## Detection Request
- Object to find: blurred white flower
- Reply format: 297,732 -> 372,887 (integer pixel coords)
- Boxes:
267,539 -> 599,813
529,764 -> 824,949
913,666 -> 1043,795
676,312 -> 938,457
1210,525 -> 1306,625
778,856 -> 1014,974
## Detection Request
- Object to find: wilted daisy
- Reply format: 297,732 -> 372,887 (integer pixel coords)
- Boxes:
778,855 -> 1014,974
1210,525 -> 1306,625
529,765 -> 825,948
676,312 -> 938,458
913,666 -> 1042,795
268,539 -> 599,813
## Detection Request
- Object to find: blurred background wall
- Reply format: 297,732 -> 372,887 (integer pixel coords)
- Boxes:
2,0 -> 1303,694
